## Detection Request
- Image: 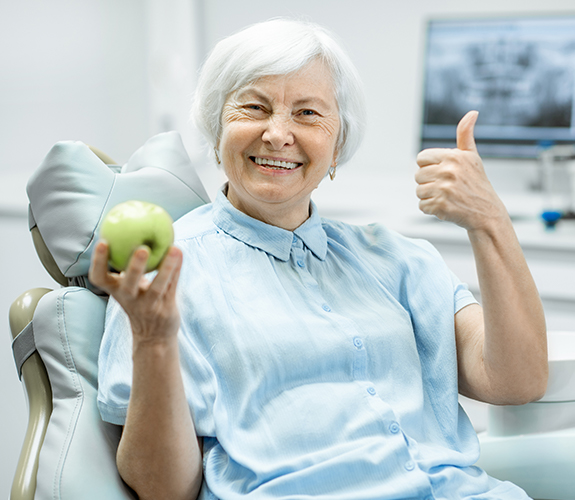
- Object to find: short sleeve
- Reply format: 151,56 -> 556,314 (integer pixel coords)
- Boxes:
97,297 -> 133,425
450,270 -> 479,314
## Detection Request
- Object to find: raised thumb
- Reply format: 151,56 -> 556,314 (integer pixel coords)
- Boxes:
456,110 -> 479,153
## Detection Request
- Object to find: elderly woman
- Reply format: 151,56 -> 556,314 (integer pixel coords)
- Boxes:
91,18 -> 547,500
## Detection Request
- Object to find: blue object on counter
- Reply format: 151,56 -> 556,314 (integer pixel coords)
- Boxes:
541,210 -> 563,229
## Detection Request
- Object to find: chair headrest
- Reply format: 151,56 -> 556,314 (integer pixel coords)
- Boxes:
27,131 -> 210,280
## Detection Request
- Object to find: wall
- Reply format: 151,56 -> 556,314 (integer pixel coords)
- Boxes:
0,1 -> 151,178
2,0 -> 575,497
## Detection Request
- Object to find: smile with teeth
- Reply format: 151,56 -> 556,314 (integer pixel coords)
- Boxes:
252,157 -> 302,170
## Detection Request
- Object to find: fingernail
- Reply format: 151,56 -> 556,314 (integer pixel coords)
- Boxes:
136,246 -> 150,258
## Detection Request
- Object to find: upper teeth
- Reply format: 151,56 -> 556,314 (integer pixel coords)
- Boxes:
254,157 -> 299,169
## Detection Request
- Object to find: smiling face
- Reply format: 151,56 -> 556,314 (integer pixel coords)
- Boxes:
218,58 -> 340,230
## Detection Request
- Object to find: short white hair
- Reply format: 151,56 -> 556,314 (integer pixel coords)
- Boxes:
191,18 -> 366,167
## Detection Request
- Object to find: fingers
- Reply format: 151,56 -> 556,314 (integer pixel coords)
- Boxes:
416,110 -> 480,185
89,241 -> 180,301
121,247 -> 151,293
148,246 -> 183,299
417,111 -> 479,168
88,240 -> 182,342
456,110 -> 479,153
89,241 -> 116,291
414,162 -> 441,186
416,148 -> 450,168
418,197 -> 439,217
415,180 -> 435,201
123,247 -> 182,339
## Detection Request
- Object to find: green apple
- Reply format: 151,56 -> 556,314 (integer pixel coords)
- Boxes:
100,200 -> 174,272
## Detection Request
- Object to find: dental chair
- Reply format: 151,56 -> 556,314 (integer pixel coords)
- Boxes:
9,132 -> 209,500
477,330 -> 575,500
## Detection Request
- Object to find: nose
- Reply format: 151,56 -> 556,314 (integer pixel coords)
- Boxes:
261,116 -> 295,150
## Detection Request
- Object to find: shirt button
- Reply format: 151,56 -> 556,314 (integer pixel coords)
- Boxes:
367,387 -> 376,396
389,422 -> 400,434
353,337 -> 363,349
297,260 -> 305,268
404,460 -> 415,471
322,304 -> 331,312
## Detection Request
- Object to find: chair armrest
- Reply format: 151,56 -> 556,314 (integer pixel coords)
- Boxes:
9,288 -> 53,500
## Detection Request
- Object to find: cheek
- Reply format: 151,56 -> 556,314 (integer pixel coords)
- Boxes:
304,134 -> 338,164
219,130 -> 244,167
221,121 -> 261,153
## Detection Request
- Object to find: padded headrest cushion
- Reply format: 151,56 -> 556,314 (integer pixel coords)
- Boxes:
27,131 -> 209,278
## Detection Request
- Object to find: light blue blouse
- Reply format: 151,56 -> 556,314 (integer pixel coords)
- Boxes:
97,190 -> 530,500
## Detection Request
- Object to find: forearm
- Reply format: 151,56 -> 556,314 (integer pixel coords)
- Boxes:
467,215 -> 548,403
117,336 -> 202,500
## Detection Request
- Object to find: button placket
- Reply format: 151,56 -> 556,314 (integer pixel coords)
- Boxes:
352,337 -> 367,380
289,241 -> 332,315
290,239 -> 316,290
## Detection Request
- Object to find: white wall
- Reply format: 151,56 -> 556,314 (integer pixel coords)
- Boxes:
2,0 -> 575,497
0,1 -> 151,178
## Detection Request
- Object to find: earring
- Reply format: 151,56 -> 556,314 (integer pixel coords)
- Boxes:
214,147 -> 221,165
328,164 -> 337,181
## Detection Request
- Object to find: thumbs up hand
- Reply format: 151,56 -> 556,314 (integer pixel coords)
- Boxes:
415,111 -> 507,232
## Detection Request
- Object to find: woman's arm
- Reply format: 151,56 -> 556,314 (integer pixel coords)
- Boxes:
415,111 -> 548,405
90,242 -> 203,499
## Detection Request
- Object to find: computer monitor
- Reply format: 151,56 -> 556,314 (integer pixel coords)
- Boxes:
420,14 -> 575,158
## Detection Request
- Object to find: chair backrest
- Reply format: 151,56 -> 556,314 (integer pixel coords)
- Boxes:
10,132 -> 209,500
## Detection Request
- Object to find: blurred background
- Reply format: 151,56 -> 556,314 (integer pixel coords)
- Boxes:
2,0 -> 575,497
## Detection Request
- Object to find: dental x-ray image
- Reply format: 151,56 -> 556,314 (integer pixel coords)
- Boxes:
421,16 -> 575,157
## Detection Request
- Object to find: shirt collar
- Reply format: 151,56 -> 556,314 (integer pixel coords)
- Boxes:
212,189 -> 327,262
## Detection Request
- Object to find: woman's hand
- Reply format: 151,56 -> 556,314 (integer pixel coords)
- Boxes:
88,241 -> 183,343
415,110 -> 507,232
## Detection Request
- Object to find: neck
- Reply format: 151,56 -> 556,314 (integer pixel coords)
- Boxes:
224,185 -> 310,231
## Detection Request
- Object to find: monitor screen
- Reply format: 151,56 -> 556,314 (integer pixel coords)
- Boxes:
420,14 -> 575,158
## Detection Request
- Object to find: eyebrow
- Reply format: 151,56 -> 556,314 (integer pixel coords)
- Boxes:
293,97 -> 332,109
234,88 -> 270,102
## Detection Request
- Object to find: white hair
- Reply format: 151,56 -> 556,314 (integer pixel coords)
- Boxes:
191,18 -> 366,167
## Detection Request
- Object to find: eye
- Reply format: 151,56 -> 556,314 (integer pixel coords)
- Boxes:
301,109 -> 316,116
242,104 -> 268,117
244,103 -> 268,112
